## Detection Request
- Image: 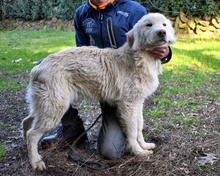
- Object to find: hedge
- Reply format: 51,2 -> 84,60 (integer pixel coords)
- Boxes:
137,0 -> 220,18
1,0 -> 86,21
1,0 -> 220,21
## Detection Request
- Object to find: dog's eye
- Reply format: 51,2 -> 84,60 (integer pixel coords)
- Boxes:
146,23 -> 152,27
163,23 -> 166,27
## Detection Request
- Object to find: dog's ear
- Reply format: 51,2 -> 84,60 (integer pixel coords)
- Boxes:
127,29 -> 139,50
126,30 -> 135,48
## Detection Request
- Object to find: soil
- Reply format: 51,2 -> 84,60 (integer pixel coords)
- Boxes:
0,74 -> 219,176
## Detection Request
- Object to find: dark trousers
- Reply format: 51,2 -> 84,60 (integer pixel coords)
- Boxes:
62,102 -> 126,159
97,102 -> 126,159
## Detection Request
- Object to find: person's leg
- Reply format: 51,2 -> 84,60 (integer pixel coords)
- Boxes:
97,102 -> 126,159
41,106 -> 87,149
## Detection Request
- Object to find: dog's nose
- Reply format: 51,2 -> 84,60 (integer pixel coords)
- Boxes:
157,29 -> 166,38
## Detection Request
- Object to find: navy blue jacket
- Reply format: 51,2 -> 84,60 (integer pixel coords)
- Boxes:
74,0 -> 172,63
74,0 -> 147,48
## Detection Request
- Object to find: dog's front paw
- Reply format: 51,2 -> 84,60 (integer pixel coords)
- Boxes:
30,156 -> 46,171
141,142 -> 156,150
31,160 -> 46,171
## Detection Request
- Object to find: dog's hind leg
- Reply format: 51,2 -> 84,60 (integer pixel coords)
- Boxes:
26,89 -> 71,170
136,104 -> 155,150
27,126 -> 46,171
22,114 -> 34,140
26,104 -> 69,171
119,102 -> 153,158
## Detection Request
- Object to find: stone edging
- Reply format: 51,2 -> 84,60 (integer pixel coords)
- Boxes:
174,12 -> 220,36
0,17 -> 74,32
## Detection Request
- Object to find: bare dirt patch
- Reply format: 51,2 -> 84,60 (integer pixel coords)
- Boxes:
0,74 -> 219,176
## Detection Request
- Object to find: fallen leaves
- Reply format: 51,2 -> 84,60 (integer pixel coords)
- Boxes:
198,153 -> 219,166
12,58 -> 22,63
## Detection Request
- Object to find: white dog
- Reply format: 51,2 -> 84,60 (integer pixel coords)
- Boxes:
22,13 -> 176,170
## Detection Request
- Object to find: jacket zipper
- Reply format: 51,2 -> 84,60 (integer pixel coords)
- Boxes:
100,12 -> 104,48
107,17 -> 117,49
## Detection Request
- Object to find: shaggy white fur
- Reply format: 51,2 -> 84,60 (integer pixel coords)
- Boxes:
22,13 -> 176,170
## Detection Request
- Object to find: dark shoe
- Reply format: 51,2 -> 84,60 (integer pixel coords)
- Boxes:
41,123 -> 88,149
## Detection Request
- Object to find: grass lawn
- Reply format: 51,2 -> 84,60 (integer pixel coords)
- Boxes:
0,30 -> 219,93
0,30 -> 219,175
0,29 -> 76,92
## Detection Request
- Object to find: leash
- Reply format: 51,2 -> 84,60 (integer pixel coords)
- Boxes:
68,113 -> 104,170
68,151 -> 104,170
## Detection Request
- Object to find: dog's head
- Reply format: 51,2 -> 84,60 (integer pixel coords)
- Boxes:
127,13 -> 176,50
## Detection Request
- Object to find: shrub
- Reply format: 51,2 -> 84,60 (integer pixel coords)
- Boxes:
1,0 -> 86,21
1,0 -> 219,21
137,0 -> 220,18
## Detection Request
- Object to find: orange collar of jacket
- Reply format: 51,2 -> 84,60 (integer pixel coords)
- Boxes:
89,0 -> 115,10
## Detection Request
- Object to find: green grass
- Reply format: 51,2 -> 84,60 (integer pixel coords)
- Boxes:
169,37 -> 220,74
0,144 -> 7,161
0,29 -> 75,92
159,37 -> 220,101
155,37 -> 220,106
144,37 -> 219,132
0,123 -> 7,161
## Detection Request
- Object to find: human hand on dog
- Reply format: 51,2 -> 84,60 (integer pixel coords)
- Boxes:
148,44 -> 169,60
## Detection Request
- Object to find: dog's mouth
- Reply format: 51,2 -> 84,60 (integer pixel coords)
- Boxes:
158,38 -> 167,43
143,34 -> 170,50
154,38 -> 168,46
143,41 -> 167,51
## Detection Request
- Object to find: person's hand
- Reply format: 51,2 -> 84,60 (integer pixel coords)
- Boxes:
148,44 -> 169,59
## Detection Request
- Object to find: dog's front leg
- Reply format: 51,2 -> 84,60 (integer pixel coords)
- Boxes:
119,102 -> 153,158
137,104 -> 155,150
